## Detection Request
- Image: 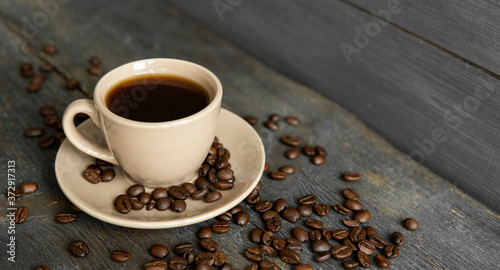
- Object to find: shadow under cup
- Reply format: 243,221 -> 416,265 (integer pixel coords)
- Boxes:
93,59 -> 223,188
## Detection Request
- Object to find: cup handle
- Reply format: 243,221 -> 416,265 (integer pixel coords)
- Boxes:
62,99 -> 118,165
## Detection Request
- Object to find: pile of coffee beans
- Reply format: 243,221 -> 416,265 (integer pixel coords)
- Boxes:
112,137 -> 234,214
23,104 -> 67,149
81,158 -> 116,184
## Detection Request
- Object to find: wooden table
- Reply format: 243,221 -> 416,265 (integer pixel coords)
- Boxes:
0,1 -> 498,269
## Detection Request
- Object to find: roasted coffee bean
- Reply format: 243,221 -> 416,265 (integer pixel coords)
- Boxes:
333,204 -> 352,215
255,181 -> 263,190
183,251 -> 195,265
215,153 -> 230,170
314,204 -> 330,216
403,217 -> 419,231
261,210 -> 279,220
291,227 -> 309,242
42,44 -> 57,54
168,257 -> 188,270
155,197 -> 171,211
19,182 -> 38,194
349,227 -> 366,243
205,191 -> 222,203
182,183 -> 197,194
244,115 -> 258,125
20,62 -> 34,76
255,201 -> 273,212
354,210 -> 371,223
213,250 -> 226,266
212,221 -> 231,234
270,113 -> 281,122
343,238 -> 358,251
261,245 -> 277,257
151,188 -> 167,200
217,168 -> 234,181
218,211 -> 232,221
27,82 -> 42,92
365,226 -> 377,236
259,260 -> 279,269
171,199 -> 187,212
279,165 -> 296,174
303,145 -> 316,156
246,189 -> 261,204
305,218 -> 324,230
15,206 -> 29,223
343,260 -> 359,269
332,229 -> 349,240
344,199 -> 363,211
263,163 -> 270,173
87,66 -> 104,76
207,168 -> 217,182
245,247 -> 265,262
286,243 -> 303,255
200,238 -> 218,252
368,234 -> 387,249
266,216 -> 282,232
191,188 -> 209,200
343,172 -> 361,182
272,237 -> 286,251
205,153 -> 217,166
221,262 -> 233,270
321,228 -> 332,241
146,201 -> 155,211
279,249 -> 301,264
246,264 -> 258,270
144,260 -> 168,270
286,237 -> 301,245
111,250 -> 130,262
284,115 -> 299,126
44,114 -> 57,126
273,198 -> 286,212
55,213 -> 77,224
40,105 -> 56,116
285,149 -> 301,160
299,194 -> 318,205
197,227 -> 213,239
295,264 -> 313,270
383,244 -> 400,259
309,230 -> 322,241
199,165 -> 210,177
130,199 -> 144,210
139,192 -> 152,205
269,171 -> 287,180
82,167 -> 101,184
312,240 -> 332,253
297,205 -> 313,217
316,145 -> 327,156
86,164 -> 103,175
375,254 -> 391,269
331,245 -> 353,260
234,211 -> 249,226
127,184 -> 145,197
114,195 -> 132,214
10,188 -> 23,198
357,251 -> 371,268
174,243 -> 194,255
281,135 -> 300,147
39,135 -> 55,148
250,228 -> 264,243
70,204 -> 82,212
311,155 -> 325,165
35,264 -> 50,270
88,55 -> 101,66
262,231 -> 275,246
358,239 -> 375,255
314,251 -> 331,263
24,127 -> 44,137
101,169 -> 115,182
169,186 -> 190,200
95,158 -> 111,166
228,206 -> 243,216
69,240 -> 89,258
195,252 -> 215,266
391,232 -> 404,246
342,188 -> 360,200
281,207 -> 301,223
149,244 -> 169,259
65,78 -> 80,90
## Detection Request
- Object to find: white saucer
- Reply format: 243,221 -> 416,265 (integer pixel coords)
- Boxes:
55,108 -> 265,229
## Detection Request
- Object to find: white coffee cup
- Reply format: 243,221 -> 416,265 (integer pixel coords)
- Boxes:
62,58 -> 222,187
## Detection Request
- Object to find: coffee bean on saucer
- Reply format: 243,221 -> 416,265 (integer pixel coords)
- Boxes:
82,167 -> 101,184
42,44 -> 57,54
130,199 -> 144,210
111,250 -> 131,263
191,188 -> 209,200
314,204 -> 330,216
151,188 -> 168,200
383,244 -> 400,258
20,182 -> 38,194
55,213 -> 77,224
343,172 -> 361,182
149,244 -> 169,259
14,206 -> 29,224
195,177 -> 210,189
264,120 -> 279,131
24,127 -> 44,137
285,149 -> 300,160
169,186 -> 190,200
391,232 -> 404,246
311,155 -> 325,165
155,197 -> 172,211
403,217 -> 419,231
95,158 -> 112,166
234,211 -> 250,226
284,115 -> 299,126
146,201 -> 155,211
281,135 -> 300,147
244,115 -> 258,125
144,260 -> 167,270
297,205 -> 313,217
245,247 -> 265,262
354,210 -> 371,223
212,221 -> 230,234
87,164 -> 102,175
139,192 -> 152,205
114,195 -> 132,214
127,184 -> 145,197
182,183 -> 197,194
342,188 -> 360,200
101,169 -> 115,182
69,240 -> 89,258
281,207 -> 301,223
205,191 -> 222,203
269,171 -> 287,180
279,165 -> 295,175
171,199 -> 186,212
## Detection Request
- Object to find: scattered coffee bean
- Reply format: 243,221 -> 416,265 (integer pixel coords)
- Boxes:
354,209 -> 371,223
269,113 -> 281,122
333,204 -> 352,215
263,162 -> 270,172
184,251 -> 195,265
245,247 -> 265,262
299,194 -> 318,205
368,234 -> 387,249
174,243 -> 194,255
44,114 -> 57,126
284,115 -> 299,126
41,105 -> 56,116
197,226 -> 213,239
403,217 -> 419,231
35,264 -> 50,270
155,197 -> 172,211
87,66 -> 104,76
309,230 -> 322,241
357,239 -> 375,255
266,216 -> 282,232
332,229 -> 349,240
331,245 -> 353,260
285,149 -> 301,160
305,218 -> 324,229
272,237 -> 286,251
65,78 -> 80,90
149,244 -> 169,259
281,135 -> 301,147
15,206 -> 29,224
244,115 -> 258,125
259,260 -> 279,269
279,165 -> 296,174
171,199 -> 187,212
261,245 -> 277,257
295,264 -> 313,270
316,145 -> 327,156
245,189 -> 261,204
24,127 -> 44,137
234,211 -> 250,226
212,221 -> 231,234
279,249 -> 301,264
349,227 -> 366,243
38,135 -> 55,148
344,199 -> 363,211
264,120 -> 279,131
343,172 -> 361,182
343,260 -> 359,270
144,260 -> 168,270
262,231 -> 275,245
311,155 -> 325,165
221,262 -> 233,270
250,228 -> 264,243
200,238 -> 219,252
291,227 -> 309,242
42,44 -> 57,54
383,244 -> 400,259
286,243 -> 303,255
303,145 -> 316,156
20,62 -> 34,77
297,205 -> 313,217
261,210 -> 279,220
255,201 -> 273,212
55,213 -> 77,224
322,228 -> 332,241
312,240 -> 332,253
19,182 -> 38,194
213,250 -> 227,266
69,240 -> 89,258
195,252 -> 215,266
255,181 -> 263,190
375,254 -> 391,269
273,198 -> 286,212
218,211 -> 232,221
281,207 -> 301,223
342,188 -> 360,200
70,204 -> 82,212
313,251 -> 331,263
343,238 -> 358,251
365,226 -> 377,236
10,188 -> 23,198
101,169 -> 115,182
391,232 -> 404,246
314,203 -> 330,216
269,171 -> 287,180
88,56 -> 101,66
357,251 -> 371,268
111,250 -> 131,263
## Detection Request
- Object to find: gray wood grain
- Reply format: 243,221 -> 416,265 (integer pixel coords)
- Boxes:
0,0 -> 499,269
168,0 -> 500,213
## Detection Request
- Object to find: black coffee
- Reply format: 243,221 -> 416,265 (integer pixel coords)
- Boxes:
106,75 -> 209,122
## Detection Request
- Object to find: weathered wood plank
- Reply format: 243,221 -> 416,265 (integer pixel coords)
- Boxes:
0,0 -> 499,269
168,0 -> 500,213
